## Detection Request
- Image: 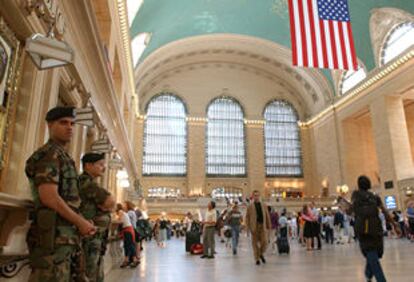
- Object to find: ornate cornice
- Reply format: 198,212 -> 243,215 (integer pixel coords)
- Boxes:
134,34 -> 335,115
115,0 -> 139,116
303,49 -> 414,126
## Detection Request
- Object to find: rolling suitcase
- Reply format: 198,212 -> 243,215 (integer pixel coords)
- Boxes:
185,231 -> 200,252
277,236 -> 290,254
190,243 -> 204,255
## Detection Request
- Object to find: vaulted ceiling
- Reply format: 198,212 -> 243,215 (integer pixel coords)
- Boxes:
130,0 -> 414,72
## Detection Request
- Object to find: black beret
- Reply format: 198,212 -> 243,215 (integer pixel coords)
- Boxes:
45,106 -> 76,122
82,152 -> 105,164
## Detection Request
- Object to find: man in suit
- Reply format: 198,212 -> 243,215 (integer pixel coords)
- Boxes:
245,190 -> 271,265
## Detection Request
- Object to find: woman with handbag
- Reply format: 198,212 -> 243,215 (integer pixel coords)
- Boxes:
116,203 -> 139,268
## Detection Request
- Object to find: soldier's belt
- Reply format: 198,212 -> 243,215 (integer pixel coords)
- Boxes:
55,236 -> 80,245
55,226 -> 80,245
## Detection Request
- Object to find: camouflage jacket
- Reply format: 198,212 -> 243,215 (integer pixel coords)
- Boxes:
79,172 -> 111,239
25,139 -> 81,242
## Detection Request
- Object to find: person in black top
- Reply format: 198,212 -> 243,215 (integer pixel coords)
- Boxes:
341,176 -> 400,282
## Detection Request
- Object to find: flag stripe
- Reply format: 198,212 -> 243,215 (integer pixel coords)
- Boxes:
311,0 -> 324,68
323,20 -> 334,68
307,0 -> 318,68
288,0 -> 298,66
347,21 -> 358,70
333,21 -> 343,69
342,22 -> 353,69
328,20 -> 338,68
288,0 -> 358,70
303,0 -> 314,66
338,21 -> 349,70
318,18 -> 329,68
293,0 -> 303,66
297,0 -> 308,66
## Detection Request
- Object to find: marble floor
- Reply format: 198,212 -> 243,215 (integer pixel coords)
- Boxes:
106,235 -> 413,282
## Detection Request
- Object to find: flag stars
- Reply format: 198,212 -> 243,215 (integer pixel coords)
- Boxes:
317,0 -> 350,22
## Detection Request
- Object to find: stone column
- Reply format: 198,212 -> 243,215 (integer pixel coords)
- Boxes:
370,95 -> 414,206
300,125 -> 318,196
187,119 -> 206,196
245,121 -> 265,196
101,153 -> 110,190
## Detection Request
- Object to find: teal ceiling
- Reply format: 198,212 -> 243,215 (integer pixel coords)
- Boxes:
130,0 -> 414,73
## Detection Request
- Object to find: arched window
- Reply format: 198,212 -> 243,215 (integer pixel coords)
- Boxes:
143,94 -> 187,175
264,100 -> 302,177
206,97 -> 246,176
340,67 -> 367,95
382,22 -> 414,65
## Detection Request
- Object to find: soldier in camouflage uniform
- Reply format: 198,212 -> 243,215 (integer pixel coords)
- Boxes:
25,107 -> 96,282
79,152 -> 115,282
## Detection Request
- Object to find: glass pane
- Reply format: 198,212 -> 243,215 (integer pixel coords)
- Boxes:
383,22 -> 414,64
340,67 -> 367,95
206,98 -> 246,175
264,101 -> 303,177
143,94 -> 187,175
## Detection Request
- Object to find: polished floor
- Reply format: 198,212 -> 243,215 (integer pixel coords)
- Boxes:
106,234 -> 413,282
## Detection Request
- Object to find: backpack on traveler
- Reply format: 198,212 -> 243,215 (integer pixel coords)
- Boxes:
352,191 -> 382,238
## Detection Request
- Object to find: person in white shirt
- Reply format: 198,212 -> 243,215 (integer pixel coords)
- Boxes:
183,212 -> 193,232
322,212 -> 334,244
289,215 -> 298,239
158,214 -> 169,248
278,211 -> 289,238
201,201 -> 217,259
125,201 -> 140,259
116,203 -> 139,268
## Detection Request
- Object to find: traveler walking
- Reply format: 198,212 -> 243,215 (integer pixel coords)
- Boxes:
201,201 -> 217,259
227,202 -> 243,255
302,204 -> 316,251
158,214 -> 169,248
322,212 -> 334,244
341,175 -> 401,282
269,207 -> 279,250
245,190 -> 271,265
406,201 -> 414,242
116,203 -> 139,268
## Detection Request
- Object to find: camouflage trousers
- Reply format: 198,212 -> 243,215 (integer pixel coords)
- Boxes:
29,245 -> 75,282
82,237 -> 105,282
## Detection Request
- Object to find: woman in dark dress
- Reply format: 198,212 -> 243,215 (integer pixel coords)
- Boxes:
301,204 -> 316,251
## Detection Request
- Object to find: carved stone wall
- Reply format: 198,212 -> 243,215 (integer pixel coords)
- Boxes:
370,8 -> 414,67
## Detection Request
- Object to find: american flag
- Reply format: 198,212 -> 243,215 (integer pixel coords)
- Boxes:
288,0 -> 358,70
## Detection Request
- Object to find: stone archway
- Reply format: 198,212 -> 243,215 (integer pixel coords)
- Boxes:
134,34 -> 334,118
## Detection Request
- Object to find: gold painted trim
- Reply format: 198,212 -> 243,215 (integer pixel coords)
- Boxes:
0,17 -> 23,182
302,49 -> 414,127
116,0 -> 139,117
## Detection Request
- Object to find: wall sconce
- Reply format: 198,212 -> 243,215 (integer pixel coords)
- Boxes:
336,184 -> 349,195
117,169 -> 130,188
26,29 -> 74,70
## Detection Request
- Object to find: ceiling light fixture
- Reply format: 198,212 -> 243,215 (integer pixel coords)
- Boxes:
25,23 -> 74,70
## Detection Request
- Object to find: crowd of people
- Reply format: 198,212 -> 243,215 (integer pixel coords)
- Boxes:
110,179 -> 414,282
